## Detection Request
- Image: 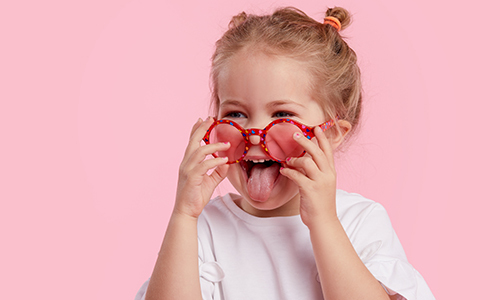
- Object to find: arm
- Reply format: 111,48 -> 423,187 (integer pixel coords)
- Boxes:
308,217 -> 390,300
145,117 -> 230,300
281,126 -> 390,300
146,213 -> 200,299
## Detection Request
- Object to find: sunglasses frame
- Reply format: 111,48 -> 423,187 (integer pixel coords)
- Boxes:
203,118 -> 335,164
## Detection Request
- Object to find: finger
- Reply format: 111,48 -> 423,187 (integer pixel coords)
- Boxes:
185,142 -> 231,167
184,117 -> 215,158
193,156 -> 229,175
313,126 -> 335,167
286,156 -> 320,180
291,131 -> 329,172
190,116 -> 214,143
189,117 -> 204,137
206,163 -> 230,189
280,165 -> 311,187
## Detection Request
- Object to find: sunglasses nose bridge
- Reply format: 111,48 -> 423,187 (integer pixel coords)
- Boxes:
246,128 -> 264,145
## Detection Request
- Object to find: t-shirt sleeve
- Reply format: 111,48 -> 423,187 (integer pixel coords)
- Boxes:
346,202 -> 435,300
132,243 -> 222,300
198,213 -> 225,300
133,278 -> 149,300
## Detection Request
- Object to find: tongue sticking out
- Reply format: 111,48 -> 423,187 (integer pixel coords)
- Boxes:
247,163 -> 281,202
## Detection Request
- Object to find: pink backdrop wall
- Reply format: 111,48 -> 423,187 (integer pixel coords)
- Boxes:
1,0 -> 499,299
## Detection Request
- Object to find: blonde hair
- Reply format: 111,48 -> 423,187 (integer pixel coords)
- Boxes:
210,7 -> 362,140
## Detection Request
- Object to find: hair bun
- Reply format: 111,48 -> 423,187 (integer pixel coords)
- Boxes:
229,11 -> 248,28
325,7 -> 351,30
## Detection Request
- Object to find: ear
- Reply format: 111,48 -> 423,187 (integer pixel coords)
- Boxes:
328,119 -> 351,150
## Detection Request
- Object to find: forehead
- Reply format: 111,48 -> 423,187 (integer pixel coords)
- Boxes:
217,49 -> 315,108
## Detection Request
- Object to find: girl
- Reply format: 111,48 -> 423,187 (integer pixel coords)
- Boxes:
136,6 -> 434,300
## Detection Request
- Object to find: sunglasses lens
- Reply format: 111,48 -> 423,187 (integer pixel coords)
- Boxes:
266,123 -> 305,161
209,123 -> 246,162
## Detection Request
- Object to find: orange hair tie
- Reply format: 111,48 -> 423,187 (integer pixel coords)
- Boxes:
324,16 -> 341,31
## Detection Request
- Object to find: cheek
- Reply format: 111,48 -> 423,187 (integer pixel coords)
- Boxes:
226,164 -> 243,187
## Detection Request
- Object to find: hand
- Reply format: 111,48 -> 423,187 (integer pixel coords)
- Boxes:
173,117 -> 230,219
280,126 -> 338,228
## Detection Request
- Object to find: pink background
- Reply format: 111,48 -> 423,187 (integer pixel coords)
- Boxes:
1,0 -> 498,299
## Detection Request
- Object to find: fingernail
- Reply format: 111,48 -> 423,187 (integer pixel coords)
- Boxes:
286,157 -> 291,162
197,118 -> 203,123
224,141 -> 230,145
205,116 -> 211,121
294,132 -> 301,139
280,166 -> 284,171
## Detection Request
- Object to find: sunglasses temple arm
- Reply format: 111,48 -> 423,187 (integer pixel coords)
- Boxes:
317,119 -> 336,133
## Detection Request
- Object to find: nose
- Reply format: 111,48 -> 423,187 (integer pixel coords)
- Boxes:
249,135 -> 261,145
245,128 -> 270,159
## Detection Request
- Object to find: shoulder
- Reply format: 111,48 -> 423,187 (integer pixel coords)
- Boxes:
198,193 -> 244,231
335,190 -> 394,240
336,189 -> 387,221
199,193 -> 235,219
201,194 -> 227,215
197,194 -> 236,263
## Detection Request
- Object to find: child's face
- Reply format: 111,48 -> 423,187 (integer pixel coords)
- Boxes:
217,49 -> 327,217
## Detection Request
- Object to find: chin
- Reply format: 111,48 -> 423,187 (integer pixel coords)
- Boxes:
246,195 -> 286,209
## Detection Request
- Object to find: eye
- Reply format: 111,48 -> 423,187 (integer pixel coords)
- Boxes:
223,111 -> 246,119
274,111 -> 294,118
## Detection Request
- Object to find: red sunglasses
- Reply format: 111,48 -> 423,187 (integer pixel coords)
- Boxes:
203,118 -> 335,164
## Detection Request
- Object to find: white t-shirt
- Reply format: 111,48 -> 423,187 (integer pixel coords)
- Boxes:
135,190 -> 435,300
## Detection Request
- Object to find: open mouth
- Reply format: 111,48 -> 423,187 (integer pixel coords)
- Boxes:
240,160 -> 280,178
239,160 -> 282,202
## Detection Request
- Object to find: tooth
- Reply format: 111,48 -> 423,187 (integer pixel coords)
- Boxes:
247,159 -> 270,163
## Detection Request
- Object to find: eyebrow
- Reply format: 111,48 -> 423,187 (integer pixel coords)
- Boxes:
266,100 -> 306,109
219,99 -> 306,109
220,100 -> 245,108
